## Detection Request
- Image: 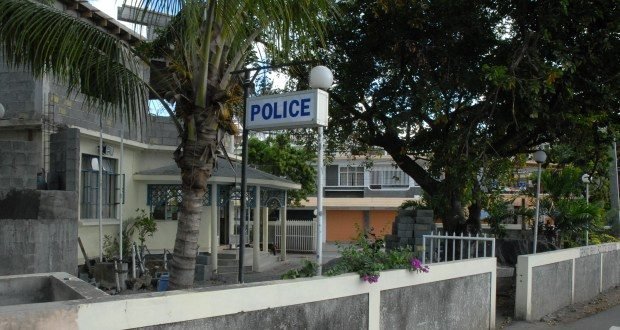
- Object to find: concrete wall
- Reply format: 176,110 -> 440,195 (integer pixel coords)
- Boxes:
0,190 -> 78,276
0,63 -> 42,121
380,273 -> 492,329
0,257 -> 496,329
515,242 -> 620,321
48,129 -> 80,191
0,140 -> 40,194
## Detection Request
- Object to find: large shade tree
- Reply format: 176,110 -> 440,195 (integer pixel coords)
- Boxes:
324,0 -> 620,234
0,0 -> 336,288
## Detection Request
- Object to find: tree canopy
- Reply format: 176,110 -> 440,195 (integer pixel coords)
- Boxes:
323,0 -> 620,233
248,134 -> 316,205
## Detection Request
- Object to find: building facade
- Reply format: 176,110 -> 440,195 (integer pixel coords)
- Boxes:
0,0 -> 298,276
300,154 -> 425,241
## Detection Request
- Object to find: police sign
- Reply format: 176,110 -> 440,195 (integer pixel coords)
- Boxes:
245,89 -> 328,131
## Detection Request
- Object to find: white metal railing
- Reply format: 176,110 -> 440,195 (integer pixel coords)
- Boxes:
422,231 -> 495,264
268,220 -> 317,253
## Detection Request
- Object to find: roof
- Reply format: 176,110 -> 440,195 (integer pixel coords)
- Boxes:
134,157 -> 301,190
59,0 -> 143,45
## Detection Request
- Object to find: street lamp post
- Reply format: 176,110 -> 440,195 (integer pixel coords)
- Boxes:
532,149 -> 547,254
234,61 -> 328,283
582,173 -> 592,246
308,66 -> 334,276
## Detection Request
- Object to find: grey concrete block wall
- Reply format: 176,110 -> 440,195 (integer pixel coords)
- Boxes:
48,81 -> 180,147
380,273 -> 492,329
0,63 -> 39,120
0,140 -> 40,194
48,128 -> 80,191
385,209 -> 435,252
140,294 -> 369,330
0,190 -> 78,276
573,254 -> 601,303
530,260 -> 573,320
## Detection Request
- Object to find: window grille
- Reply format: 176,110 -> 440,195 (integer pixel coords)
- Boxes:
147,184 -> 211,220
80,154 -> 121,219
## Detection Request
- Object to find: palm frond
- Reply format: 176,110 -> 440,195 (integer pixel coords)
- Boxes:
0,0 -> 149,125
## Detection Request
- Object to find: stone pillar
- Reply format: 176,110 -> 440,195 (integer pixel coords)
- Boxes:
363,210 -> 371,233
210,184 -> 218,275
280,191 -> 287,261
253,186 -> 260,271
262,207 -> 269,254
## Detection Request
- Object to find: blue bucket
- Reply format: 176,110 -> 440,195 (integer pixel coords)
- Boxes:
157,273 -> 169,291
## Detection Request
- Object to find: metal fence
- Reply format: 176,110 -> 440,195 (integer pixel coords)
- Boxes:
269,220 -> 317,253
422,231 -> 495,264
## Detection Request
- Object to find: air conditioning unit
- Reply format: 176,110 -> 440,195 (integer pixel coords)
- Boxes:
97,144 -> 114,156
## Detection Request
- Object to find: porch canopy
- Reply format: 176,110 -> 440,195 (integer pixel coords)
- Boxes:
133,156 -> 301,190
133,156 -> 300,271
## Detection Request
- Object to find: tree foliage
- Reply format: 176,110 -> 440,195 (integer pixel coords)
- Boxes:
323,0 -> 620,233
248,135 -> 316,205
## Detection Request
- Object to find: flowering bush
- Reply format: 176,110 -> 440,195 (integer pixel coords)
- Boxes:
325,228 -> 429,283
410,257 -> 430,273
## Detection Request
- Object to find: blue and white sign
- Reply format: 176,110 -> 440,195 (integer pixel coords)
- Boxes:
245,89 -> 328,131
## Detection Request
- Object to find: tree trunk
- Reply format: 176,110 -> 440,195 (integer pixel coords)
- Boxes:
169,109 -> 219,289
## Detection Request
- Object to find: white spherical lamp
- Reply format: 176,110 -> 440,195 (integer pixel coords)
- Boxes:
533,150 -> 547,164
581,173 -> 592,183
309,66 -> 334,90
0,102 -> 5,119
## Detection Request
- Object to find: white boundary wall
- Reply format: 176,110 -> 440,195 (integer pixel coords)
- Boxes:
515,242 -> 620,321
0,258 -> 496,329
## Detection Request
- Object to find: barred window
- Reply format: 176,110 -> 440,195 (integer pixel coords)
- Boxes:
148,184 -> 181,220
81,154 -> 120,219
147,184 -> 211,220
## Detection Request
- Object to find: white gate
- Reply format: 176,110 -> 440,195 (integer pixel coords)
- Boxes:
269,220 -> 317,253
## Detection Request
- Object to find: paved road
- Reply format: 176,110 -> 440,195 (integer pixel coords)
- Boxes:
506,304 -> 620,329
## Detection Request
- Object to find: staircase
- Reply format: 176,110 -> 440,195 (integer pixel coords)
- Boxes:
215,249 -> 253,284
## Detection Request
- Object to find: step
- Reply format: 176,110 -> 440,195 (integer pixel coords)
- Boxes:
217,265 -> 253,275
218,258 -> 239,267
218,253 -> 238,260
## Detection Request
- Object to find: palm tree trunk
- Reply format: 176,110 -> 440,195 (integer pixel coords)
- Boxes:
169,109 -> 219,289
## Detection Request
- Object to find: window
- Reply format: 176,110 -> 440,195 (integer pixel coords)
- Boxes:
369,165 -> 410,189
148,184 -> 182,220
81,154 -> 120,219
147,184 -> 211,220
339,166 -> 365,186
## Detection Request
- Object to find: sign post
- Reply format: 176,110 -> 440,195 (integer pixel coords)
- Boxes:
237,65 -> 332,282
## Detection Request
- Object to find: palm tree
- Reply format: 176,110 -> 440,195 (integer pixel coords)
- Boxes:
0,0 -> 336,288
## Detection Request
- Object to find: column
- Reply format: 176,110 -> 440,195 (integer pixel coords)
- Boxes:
253,186 -> 261,271
262,207 -> 269,254
228,199 -> 235,247
280,191 -> 288,261
210,184 -> 218,275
